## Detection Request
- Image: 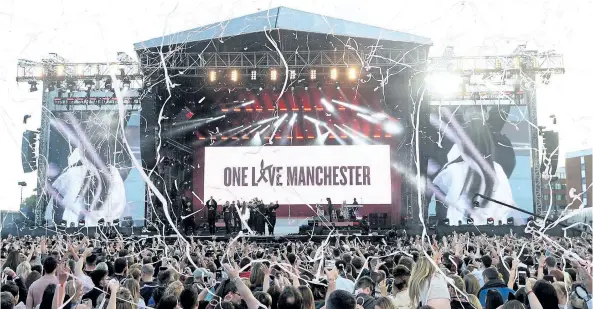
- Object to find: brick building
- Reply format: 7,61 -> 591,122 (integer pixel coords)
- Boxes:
542,166 -> 568,214
565,149 -> 592,209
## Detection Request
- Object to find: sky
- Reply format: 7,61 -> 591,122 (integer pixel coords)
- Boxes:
0,0 -> 592,211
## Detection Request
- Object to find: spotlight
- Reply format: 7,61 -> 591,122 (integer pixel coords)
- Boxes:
348,67 -> 357,81
330,68 -> 338,80
28,81 -> 38,92
75,65 -> 84,75
78,219 -> 85,227
487,217 -> 494,225
98,218 -> 105,225
56,65 -> 64,76
507,217 -> 514,225
59,220 -> 67,227
289,70 -> 296,80
310,69 -> 316,80
442,218 -> 450,226
112,219 -> 120,225
250,70 -> 257,80
104,78 -> 113,91
270,69 -> 278,81
230,70 -> 238,82
209,70 -> 217,82
467,217 -> 474,225
498,220 -> 503,226
458,220 -> 462,226
122,78 -> 131,89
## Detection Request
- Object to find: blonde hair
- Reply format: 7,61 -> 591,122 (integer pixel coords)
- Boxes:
116,287 -> 134,309
552,282 -> 569,303
16,262 -> 31,279
468,294 -> 483,309
123,278 -> 141,304
65,280 -> 82,303
250,263 -> 265,286
464,274 -> 481,296
164,280 -> 184,299
408,256 -> 437,307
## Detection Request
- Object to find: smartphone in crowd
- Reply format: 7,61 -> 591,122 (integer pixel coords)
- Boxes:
518,271 -> 527,286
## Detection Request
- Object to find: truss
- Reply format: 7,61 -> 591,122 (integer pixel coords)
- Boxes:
138,48 -> 428,71
16,59 -> 143,83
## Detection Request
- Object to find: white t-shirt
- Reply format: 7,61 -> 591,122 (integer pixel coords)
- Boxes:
419,273 -> 451,305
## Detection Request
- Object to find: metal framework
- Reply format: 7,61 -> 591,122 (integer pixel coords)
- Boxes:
138,48 -> 429,72
18,48 -> 564,224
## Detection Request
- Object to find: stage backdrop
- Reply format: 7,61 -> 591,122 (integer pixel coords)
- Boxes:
203,145 -> 392,205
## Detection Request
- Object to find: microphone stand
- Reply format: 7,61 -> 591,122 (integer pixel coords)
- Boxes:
473,193 -> 584,234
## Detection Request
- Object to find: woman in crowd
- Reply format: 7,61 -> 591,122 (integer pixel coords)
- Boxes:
408,256 -> 451,309
391,265 -> 411,309
485,290 -> 504,309
123,279 -> 145,308
464,274 -> 481,297
298,286 -> 315,309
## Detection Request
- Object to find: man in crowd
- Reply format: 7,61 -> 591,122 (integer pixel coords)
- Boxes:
354,276 -> 376,309
26,256 -> 58,309
478,268 -> 515,306
113,257 -> 128,283
140,264 -> 157,304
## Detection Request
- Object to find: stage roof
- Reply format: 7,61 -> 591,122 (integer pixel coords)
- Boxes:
134,7 -> 432,50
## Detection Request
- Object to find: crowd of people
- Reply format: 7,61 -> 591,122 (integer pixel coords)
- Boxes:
1,230 -> 592,309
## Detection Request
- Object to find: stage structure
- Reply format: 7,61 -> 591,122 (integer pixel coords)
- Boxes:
14,8 -> 565,230
133,7 -> 432,228
16,53 -> 145,226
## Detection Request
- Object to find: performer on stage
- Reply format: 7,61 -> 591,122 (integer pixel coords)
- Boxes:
232,201 -> 241,232
222,201 -> 233,234
350,198 -> 358,220
248,202 -> 256,231
181,197 -> 195,235
266,201 -> 279,235
326,197 -> 333,222
255,202 -> 266,235
206,196 -> 217,235
239,202 -> 250,231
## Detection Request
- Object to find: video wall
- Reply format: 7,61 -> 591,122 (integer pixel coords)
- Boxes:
424,104 -> 533,225
44,110 -> 145,226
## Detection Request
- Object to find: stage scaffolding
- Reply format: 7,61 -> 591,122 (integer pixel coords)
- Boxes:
17,48 -> 565,225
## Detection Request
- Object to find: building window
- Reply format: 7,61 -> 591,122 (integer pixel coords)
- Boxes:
583,184 -> 587,192
544,195 -> 549,200
556,194 -> 563,201
582,170 -> 586,178
583,178 -> 588,185
581,157 -> 585,164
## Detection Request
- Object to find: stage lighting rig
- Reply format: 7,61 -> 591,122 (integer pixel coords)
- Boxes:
270,69 -> 278,81
230,70 -> 238,82
209,70 -> 217,82
347,67 -> 357,81
330,68 -> 338,80
250,70 -> 257,80
310,69 -> 316,80
289,70 -> 296,80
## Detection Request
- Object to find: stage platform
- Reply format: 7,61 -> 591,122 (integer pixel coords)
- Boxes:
0,220 -> 577,239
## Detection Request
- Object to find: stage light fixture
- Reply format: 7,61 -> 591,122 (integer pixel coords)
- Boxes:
56,65 -> 65,76
98,218 -> 105,225
442,218 -> 450,226
288,113 -> 298,126
320,98 -> 335,112
270,69 -> 278,81
498,220 -> 503,225
230,70 -> 238,82
78,219 -> 85,227
458,220 -> 462,226
33,67 -> 43,77
330,68 -> 338,80
59,220 -> 67,227
289,70 -> 296,80
310,69 -> 316,80
487,217 -> 494,225
348,67 -> 357,80
507,217 -> 514,225
467,217 -> 474,225
28,81 -> 38,92
250,70 -> 257,80
209,70 -> 217,82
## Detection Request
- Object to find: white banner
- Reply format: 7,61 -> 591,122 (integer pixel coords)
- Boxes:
204,145 -> 392,205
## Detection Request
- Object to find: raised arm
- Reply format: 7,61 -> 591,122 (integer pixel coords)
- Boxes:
223,264 -> 263,309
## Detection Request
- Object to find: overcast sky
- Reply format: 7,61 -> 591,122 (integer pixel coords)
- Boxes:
0,0 -> 592,211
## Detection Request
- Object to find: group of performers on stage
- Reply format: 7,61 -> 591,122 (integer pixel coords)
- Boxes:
180,196 -> 360,236
181,197 -> 279,236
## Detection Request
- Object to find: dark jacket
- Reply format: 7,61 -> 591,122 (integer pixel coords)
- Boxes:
478,278 -> 515,307
356,293 -> 375,309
